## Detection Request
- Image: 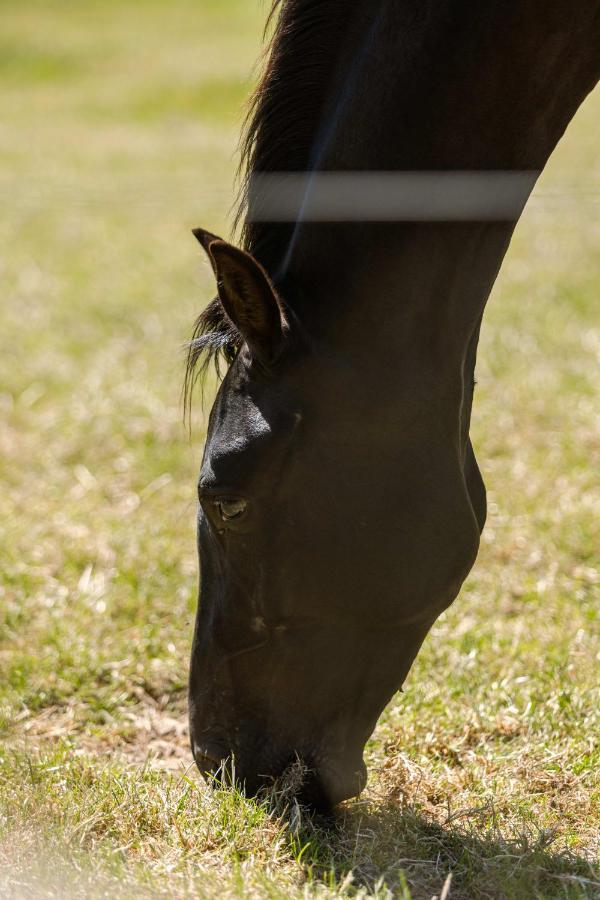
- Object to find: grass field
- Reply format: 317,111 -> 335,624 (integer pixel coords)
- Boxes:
0,2 -> 598,897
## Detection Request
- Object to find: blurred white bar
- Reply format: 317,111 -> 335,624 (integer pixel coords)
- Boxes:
247,171 -> 541,222
3,172 -> 600,217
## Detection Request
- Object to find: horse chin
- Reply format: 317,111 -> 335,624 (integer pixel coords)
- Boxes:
298,759 -> 368,811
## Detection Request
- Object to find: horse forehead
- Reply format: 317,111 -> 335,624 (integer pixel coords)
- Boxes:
204,386 -> 273,470
201,390 -> 288,488
221,387 -> 272,440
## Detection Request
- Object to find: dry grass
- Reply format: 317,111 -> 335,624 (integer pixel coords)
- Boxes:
0,1 -> 598,897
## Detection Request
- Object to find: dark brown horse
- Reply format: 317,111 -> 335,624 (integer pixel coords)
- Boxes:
186,0 -> 599,809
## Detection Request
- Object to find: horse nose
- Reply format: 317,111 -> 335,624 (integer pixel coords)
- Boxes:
192,734 -> 367,810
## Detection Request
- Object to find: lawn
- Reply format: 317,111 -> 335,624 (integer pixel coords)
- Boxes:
0,1 -> 598,897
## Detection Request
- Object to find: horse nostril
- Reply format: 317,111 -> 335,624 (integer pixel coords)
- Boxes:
193,745 -> 224,775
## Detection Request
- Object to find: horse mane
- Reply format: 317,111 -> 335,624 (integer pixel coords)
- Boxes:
185,0 -> 345,406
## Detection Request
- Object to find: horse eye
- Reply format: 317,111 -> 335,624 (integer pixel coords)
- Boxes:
216,498 -> 247,521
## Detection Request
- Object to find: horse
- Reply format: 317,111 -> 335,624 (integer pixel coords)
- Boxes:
185,0 -> 600,810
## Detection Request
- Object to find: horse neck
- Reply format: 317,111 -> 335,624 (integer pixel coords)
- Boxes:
271,0 -> 599,368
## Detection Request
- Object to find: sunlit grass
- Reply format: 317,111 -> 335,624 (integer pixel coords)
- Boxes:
0,1 -> 598,897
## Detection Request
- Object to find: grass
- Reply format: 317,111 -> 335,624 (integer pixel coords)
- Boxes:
0,1 -> 598,897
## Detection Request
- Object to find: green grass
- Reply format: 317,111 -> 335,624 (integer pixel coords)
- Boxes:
0,1 -> 598,897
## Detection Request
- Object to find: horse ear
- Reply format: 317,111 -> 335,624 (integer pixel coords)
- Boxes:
191,227 -> 222,268
192,228 -> 287,366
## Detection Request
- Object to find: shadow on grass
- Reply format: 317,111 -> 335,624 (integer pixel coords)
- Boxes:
284,798 -> 599,900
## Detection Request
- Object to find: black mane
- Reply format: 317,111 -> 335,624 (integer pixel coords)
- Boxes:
185,0 -> 346,402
